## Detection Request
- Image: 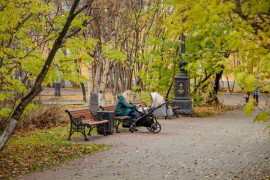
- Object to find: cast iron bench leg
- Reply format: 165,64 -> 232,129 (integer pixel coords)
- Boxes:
68,124 -> 74,140
87,126 -> 94,136
82,126 -> 89,141
114,120 -> 121,133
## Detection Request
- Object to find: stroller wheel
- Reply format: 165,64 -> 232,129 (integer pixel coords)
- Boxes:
129,123 -> 136,133
149,122 -> 161,133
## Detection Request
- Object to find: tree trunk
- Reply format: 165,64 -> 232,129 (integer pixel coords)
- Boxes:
81,82 -> 86,102
98,59 -> 111,106
0,0 -> 85,151
112,64 -> 119,103
99,60 -> 111,94
166,47 -> 179,99
88,62 -> 93,103
94,63 -> 102,93
93,48 -> 102,93
61,78 -> 65,88
212,69 -> 224,103
226,75 -> 232,94
0,118 -> 17,151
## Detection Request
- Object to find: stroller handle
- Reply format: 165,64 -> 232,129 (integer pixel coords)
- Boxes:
164,98 -> 171,103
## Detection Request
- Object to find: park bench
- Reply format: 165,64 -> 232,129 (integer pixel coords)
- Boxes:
164,98 -> 180,117
65,108 -> 109,141
99,101 -> 147,133
169,105 -> 180,117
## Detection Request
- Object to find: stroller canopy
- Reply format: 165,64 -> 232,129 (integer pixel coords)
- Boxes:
150,92 -> 173,118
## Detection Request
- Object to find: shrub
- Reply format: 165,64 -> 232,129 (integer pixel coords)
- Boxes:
18,104 -> 68,131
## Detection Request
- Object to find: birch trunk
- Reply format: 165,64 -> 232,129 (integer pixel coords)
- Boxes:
94,57 -> 102,93
117,63 -> 123,92
99,60 -> 111,94
98,59 -> 111,106
110,68 -> 117,104
88,62 -> 93,103
98,0 -> 121,105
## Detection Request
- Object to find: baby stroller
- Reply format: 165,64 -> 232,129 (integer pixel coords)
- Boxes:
127,101 -> 168,133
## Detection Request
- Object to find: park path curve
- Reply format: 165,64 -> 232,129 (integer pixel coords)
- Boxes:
20,109 -> 270,180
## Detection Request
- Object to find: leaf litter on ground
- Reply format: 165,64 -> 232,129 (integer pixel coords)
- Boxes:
0,126 -> 109,180
193,104 -> 243,117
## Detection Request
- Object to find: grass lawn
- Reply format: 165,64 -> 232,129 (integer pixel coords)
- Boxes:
0,126 -> 110,180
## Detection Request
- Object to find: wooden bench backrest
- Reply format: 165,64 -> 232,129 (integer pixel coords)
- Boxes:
67,108 -> 95,121
133,101 -> 147,107
102,102 -> 147,111
102,105 -> 116,112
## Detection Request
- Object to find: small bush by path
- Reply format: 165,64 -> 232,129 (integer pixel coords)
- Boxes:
0,126 -> 110,180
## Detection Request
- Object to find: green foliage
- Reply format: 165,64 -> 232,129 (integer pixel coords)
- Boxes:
0,108 -> 12,118
136,19 -> 180,97
191,92 -> 201,106
23,103 -> 39,116
0,0 -> 50,116
102,43 -> 126,63
254,111 -> 270,135
166,0 -> 270,121
0,0 -> 97,120
255,111 -> 270,123
138,91 -> 151,106
53,37 -> 98,85
244,101 -> 255,116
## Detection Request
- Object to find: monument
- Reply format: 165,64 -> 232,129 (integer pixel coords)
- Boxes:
173,33 -> 194,115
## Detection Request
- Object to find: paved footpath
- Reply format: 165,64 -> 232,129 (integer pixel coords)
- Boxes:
20,109 -> 270,180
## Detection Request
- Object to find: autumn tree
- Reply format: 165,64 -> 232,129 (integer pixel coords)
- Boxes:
170,0 -> 270,120
0,0 -> 95,151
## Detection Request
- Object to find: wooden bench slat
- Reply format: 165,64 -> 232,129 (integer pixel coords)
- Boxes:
103,107 -> 115,111
71,115 -> 95,119
171,106 -> 180,110
70,111 -> 90,114
84,120 -> 109,125
68,108 -> 89,111
102,106 -> 116,111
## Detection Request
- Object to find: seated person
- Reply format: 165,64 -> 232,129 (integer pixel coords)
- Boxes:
116,94 -> 137,120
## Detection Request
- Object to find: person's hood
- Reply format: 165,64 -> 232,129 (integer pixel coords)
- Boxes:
117,94 -> 125,100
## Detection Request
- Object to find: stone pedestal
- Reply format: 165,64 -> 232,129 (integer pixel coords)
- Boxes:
173,70 -> 193,115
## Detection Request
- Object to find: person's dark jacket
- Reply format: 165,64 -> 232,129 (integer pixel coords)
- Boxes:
115,94 -> 136,116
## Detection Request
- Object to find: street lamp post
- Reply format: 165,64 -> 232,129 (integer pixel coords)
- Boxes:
173,30 -> 194,115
